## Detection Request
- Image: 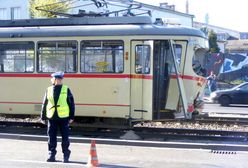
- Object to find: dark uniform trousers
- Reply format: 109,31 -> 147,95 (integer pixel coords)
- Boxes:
48,118 -> 71,158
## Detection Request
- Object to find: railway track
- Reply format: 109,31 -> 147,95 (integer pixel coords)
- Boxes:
194,114 -> 248,126
194,117 -> 248,126
2,112 -> 248,126
0,120 -> 247,143
133,126 -> 248,142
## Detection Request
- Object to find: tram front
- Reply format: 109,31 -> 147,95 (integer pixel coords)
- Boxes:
152,30 -> 209,120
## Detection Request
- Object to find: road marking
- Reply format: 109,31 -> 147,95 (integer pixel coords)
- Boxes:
6,159 -> 85,166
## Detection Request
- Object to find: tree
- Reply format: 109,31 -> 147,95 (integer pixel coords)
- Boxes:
208,30 -> 220,53
29,0 -> 71,18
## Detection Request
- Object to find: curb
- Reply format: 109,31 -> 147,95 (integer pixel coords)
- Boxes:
0,133 -> 248,152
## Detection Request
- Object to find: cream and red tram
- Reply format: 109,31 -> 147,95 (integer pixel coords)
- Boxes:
0,16 -> 208,124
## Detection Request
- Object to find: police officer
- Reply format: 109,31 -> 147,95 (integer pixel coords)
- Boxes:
41,71 -> 75,163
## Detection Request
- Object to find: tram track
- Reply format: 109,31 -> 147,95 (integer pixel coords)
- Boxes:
133,126 -> 248,142
194,113 -> 248,126
194,117 -> 248,126
2,117 -> 247,128
0,120 -> 247,143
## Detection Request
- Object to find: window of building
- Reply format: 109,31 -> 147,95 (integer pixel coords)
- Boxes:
38,41 -> 77,73
135,45 -> 150,74
0,42 -> 34,73
0,8 -> 7,20
11,7 -> 21,20
81,40 -> 124,73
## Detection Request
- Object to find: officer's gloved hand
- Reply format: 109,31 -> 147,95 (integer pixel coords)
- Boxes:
69,119 -> 74,124
40,119 -> 46,125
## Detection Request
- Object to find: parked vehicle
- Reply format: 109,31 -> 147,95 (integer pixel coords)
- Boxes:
210,82 -> 248,106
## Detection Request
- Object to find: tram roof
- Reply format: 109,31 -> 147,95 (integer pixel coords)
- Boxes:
0,17 -> 206,38
0,16 -> 153,27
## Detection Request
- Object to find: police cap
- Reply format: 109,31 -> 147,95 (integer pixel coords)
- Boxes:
51,71 -> 64,79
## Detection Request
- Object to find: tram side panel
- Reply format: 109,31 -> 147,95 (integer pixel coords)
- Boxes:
0,77 -> 49,115
65,77 -> 131,119
0,76 -> 131,119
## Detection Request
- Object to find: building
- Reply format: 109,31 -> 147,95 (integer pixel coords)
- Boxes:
240,32 -> 248,40
0,0 -> 29,20
133,1 -> 194,27
193,21 -> 240,40
225,40 -> 248,53
193,21 -> 240,53
0,0 -> 194,27
68,0 -> 194,27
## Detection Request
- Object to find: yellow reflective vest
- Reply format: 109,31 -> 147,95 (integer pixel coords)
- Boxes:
46,85 -> 70,119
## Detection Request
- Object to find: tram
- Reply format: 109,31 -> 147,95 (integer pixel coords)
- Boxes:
0,16 -> 208,124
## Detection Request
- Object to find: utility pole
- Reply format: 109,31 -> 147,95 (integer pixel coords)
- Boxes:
186,0 -> 189,14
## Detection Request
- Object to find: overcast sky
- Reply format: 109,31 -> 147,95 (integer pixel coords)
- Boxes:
136,0 -> 247,32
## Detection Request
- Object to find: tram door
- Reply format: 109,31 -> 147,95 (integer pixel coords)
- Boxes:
153,40 -> 171,119
153,40 -> 189,119
130,41 -> 153,120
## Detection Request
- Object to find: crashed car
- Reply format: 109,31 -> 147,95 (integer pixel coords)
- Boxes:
210,82 -> 248,106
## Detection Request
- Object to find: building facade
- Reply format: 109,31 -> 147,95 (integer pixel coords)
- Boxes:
0,0 -> 29,20
193,21 -> 240,40
226,40 -> 248,53
193,21 -> 241,53
240,32 -> 248,40
134,1 -> 194,27
0,0 -> 193,27
68,0 -> 194,27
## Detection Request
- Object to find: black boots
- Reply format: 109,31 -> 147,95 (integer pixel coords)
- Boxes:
63,158 -> 69,163
63,150 -> 71,163
46,156 -> 56,162
47,150 -> 71,163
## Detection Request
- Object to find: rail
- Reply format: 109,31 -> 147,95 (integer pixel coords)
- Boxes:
0,120 -> 247,143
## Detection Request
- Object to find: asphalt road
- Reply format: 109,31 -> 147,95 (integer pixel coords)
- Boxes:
202,103 -> 248,115
0,138 -> 248,168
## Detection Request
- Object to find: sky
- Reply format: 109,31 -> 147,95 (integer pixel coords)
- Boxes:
135,0 -> 247,32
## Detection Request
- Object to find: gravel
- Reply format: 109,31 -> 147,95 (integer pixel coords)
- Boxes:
1,115 -> 248,132
135,121 -> 248,132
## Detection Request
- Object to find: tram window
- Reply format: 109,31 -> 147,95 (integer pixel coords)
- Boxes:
81,40 -> 124,73
174,44 -> 182,66
37,41 -> 77,73
168,44 -> 182,74
192,48 -> 207,77
135,45 -> 150,74
165,44 -> 183,74
0,42 -> 34,72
